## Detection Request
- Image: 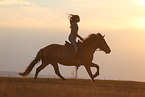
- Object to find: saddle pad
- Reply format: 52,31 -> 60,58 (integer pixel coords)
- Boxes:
64,41 -> 75,58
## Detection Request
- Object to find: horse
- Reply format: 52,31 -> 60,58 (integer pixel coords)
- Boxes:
19,33 -> 111,82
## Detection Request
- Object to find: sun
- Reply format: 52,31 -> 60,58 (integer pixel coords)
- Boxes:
138,18 -> 145,28
131,0 -> 145,28
133,18 -> 145,29
134,0 -> 145,6
137,0 -> 145,5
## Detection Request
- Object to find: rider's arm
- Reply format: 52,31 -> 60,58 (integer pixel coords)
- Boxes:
72,24 -> 84,41
76,34 -> 84,41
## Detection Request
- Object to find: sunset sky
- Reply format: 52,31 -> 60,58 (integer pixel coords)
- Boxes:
0,0 -> 145,81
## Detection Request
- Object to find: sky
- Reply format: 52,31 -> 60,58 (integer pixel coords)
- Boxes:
0,0 -> 145,82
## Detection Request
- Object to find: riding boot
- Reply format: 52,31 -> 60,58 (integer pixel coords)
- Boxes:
75,51 -> 79,59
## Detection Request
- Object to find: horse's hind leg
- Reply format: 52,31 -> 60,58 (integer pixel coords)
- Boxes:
34,63 -> 48,79
51,62 -> 66,80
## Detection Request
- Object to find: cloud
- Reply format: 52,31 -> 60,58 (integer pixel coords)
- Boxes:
0,3 -> 67,29
0,0 -> 145,30
0,0 -> 31,6
68,0 -> 145,30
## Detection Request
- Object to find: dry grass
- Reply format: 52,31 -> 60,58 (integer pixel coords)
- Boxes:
0,77 -> 145,97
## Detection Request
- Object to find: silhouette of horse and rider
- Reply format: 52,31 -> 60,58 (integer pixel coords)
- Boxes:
19,14 -> 111,82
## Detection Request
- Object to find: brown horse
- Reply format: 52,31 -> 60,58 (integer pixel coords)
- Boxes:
19,33 -> 111,82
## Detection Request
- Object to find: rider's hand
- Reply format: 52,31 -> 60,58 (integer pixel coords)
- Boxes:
81,38 -> 84,41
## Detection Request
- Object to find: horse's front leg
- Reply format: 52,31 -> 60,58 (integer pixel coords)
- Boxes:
91,62 -> 100,78
84,64 -> 95,82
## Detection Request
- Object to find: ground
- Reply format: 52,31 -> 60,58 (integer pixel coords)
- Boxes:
0,77 -> 145,97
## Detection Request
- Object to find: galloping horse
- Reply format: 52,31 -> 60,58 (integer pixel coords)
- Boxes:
19,33 -> 111,82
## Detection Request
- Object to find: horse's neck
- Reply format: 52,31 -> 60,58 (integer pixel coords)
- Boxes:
83,43 -> 98,55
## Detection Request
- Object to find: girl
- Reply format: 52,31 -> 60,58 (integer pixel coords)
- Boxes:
68,14 -> 84,55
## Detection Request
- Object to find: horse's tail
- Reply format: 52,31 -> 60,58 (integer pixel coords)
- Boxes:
19,49 -> 43,76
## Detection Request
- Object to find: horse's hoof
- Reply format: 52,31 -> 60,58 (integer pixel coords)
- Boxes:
18,72 -> 25,76
91,79 -> 95,82
63,78 -> 66,80
93,73 -> 99,78
34,77 -> 37,80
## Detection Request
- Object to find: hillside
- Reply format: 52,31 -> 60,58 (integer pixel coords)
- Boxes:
0,71 -> 57,78
0,77 -> 145,97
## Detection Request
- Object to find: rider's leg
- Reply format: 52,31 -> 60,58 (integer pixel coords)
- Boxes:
69,36 -> 78,54
69,36 -> 80,65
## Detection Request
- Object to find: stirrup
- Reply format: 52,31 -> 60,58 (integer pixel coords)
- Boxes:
75,59 -> 81,67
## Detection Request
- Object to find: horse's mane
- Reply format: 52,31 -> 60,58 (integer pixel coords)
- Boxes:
82,33 -> 102,46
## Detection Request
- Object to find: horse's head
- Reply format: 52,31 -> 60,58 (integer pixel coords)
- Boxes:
97,33 -> 111,54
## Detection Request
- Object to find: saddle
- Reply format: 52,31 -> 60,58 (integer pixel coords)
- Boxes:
64,40 -> 82,59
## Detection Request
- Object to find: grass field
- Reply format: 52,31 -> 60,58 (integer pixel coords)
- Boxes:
0,77 -> 145,97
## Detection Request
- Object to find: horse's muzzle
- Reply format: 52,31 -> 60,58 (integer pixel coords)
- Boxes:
105,49 -> 111,54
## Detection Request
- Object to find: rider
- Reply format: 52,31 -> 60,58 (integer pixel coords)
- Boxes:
68,14 -> 84,59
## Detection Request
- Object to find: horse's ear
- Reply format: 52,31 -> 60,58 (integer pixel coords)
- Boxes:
103,35 -> 105,38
